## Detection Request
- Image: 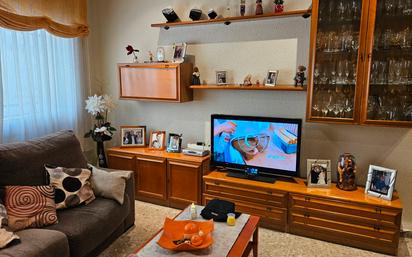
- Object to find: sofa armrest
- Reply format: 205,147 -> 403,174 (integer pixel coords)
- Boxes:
100,168 -> 135,230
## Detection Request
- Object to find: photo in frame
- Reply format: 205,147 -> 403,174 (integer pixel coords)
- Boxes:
120,126 -> 146,147
149,131 -> 166,150
216,71 -> 228,85
166,133 -> 182,153
265,70 -> 279,86
172,43 -> 187,63
306,159 -> 331,188
365,165 -> 397,200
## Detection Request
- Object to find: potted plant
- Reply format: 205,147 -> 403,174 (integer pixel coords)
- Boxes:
84,94 -> 116,167
274,0 -> 284,13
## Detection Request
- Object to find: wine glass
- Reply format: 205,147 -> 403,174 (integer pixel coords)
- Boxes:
352,0 -> 361,20
337,60 -> 345,84
344,60 -> 351,84
314,63 -> 321,84
385,0 -> 396,15
337,0 -> 346,21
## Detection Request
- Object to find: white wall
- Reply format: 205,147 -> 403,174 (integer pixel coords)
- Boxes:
88,0 -> 412,230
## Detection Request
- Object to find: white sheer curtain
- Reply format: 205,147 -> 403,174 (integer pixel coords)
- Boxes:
0,28 -> 88,144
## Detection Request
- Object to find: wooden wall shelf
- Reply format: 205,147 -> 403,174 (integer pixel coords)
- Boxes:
151,9 -> 311,29
190,84 -> 306,91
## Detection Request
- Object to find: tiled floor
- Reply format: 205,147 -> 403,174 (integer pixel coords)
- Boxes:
98,201 -> 412,257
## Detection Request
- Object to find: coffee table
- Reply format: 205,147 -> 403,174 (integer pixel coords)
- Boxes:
132,206 -> 259,257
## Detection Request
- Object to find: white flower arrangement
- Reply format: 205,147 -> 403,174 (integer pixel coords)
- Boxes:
84,94 -> 116,142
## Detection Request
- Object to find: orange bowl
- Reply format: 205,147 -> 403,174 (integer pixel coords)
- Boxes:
157,218 -> 214,251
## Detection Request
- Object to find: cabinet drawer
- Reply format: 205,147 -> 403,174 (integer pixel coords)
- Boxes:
204,181 -> 287,208
290,210 -> 397,242
289,194 -> 401,227
203,194 -> 286,226
107,152 -> 135,171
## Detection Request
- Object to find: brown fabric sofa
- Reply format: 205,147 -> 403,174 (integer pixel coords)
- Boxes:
0,130 -> 135,257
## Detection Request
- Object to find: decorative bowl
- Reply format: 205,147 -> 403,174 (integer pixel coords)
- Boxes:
157,218 -> 214,251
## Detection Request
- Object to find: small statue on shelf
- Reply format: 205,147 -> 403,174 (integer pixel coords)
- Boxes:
294,65 -> 306,87
256,79 -> 260,85
274,0 -> 285,13
148,51 -> 154,62
192,67 -> 201,85
255,0 -> 263,15
240,0 -> 246,16
337,153 -> 357,191
242,74 -> 253,86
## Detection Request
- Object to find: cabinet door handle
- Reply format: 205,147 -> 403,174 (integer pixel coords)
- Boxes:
304,212 -> 310,218
137,157 -> 165,163
266,207 -> 272,211
304,196 -> 311,202
375,207 -> 382,214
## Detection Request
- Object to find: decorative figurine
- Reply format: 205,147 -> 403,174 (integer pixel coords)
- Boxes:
240,0 -> 246,16
162,8 -> 180,23
242,74 -> 253,86
148,51 -> 154,62
126,45 -> 139,63
337,153 -> 357,191
294,65 -> 306,87
274,0 -> 285,13
156,47 -> 165,62
256,80 -> 260,85
192,67 -> 201,85
189,9 -> 202,21
256,0 -> 263,15
208,9 -> 218,19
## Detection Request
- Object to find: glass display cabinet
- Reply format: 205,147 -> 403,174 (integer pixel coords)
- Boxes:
307,0 -> 412,127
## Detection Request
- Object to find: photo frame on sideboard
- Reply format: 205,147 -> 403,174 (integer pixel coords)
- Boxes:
149,131 -> 166,150
120,126 -> 146,148
306,159 -> 331,188
365,165 -> 397,201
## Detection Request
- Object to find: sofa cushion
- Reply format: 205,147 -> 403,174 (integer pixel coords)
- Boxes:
0,130 -> 88,186
45,166 -> 95,209
0,228 -> 69,257
5,186 -> 58,231
46,197 -> 130,257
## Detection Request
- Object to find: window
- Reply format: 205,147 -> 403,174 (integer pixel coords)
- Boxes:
0,28 -> 87,143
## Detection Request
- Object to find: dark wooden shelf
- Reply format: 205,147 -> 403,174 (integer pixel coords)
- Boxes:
151,9 -> 311,29
190,84 -> 306,91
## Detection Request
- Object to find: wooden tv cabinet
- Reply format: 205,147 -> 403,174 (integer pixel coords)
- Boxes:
203,171 -> 403,256
107,147 -> 209,209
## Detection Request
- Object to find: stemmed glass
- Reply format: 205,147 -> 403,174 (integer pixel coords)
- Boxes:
344,60 -> 351,84
337,0 -> 346,21
337,60 -> 345,84
385,0 -> 396,15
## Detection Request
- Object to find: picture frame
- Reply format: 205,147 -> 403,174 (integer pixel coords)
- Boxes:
365,165 -> 397,201
149,131 -> 166,150
265,70 -> 279,86
166,133 -> 182,153
216,71 -> 228,85
306,159 -> 331,188
120,126 -> 146,148
172,43 -> 187,63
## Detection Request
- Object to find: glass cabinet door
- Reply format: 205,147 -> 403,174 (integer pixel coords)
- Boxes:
307,0 -> 366,123
362,0 -> 412,125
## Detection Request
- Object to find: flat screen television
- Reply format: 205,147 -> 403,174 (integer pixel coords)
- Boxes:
211,114 -> 302,180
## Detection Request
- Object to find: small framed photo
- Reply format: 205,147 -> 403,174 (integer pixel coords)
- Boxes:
149,131 -> 166,150
307,159 -> 331,188
167,133 -> 182,153
120,126 -> 146,147
365,165 -> 397,200
216,71 -> 227,85
265,70 -> 279,86
172,43 -> 187,63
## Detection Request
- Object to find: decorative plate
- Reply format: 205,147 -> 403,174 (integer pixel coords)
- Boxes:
157,218 -> 214,251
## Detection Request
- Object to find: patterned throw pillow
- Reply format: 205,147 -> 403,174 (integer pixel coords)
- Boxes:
45,165 -> 95,209
0,203 -> 7,227
5,186 -> 58,231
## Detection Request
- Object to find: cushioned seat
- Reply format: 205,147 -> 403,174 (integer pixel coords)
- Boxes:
46,197 -> 130,257
0,229 -> 69,257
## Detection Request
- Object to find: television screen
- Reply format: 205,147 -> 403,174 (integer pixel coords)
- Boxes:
211,114 -> 302,177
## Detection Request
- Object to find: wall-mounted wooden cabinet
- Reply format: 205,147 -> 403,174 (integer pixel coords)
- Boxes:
307,0 -> 412,127
107,147 -> 210,209
118,63 -> 193,102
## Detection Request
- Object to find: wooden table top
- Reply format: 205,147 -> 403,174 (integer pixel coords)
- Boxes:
108,147 -> 210,163
134,208 -> 260,257
204,171 -> 403,209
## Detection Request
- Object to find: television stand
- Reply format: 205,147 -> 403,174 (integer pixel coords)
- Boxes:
226,171 -> 276,183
